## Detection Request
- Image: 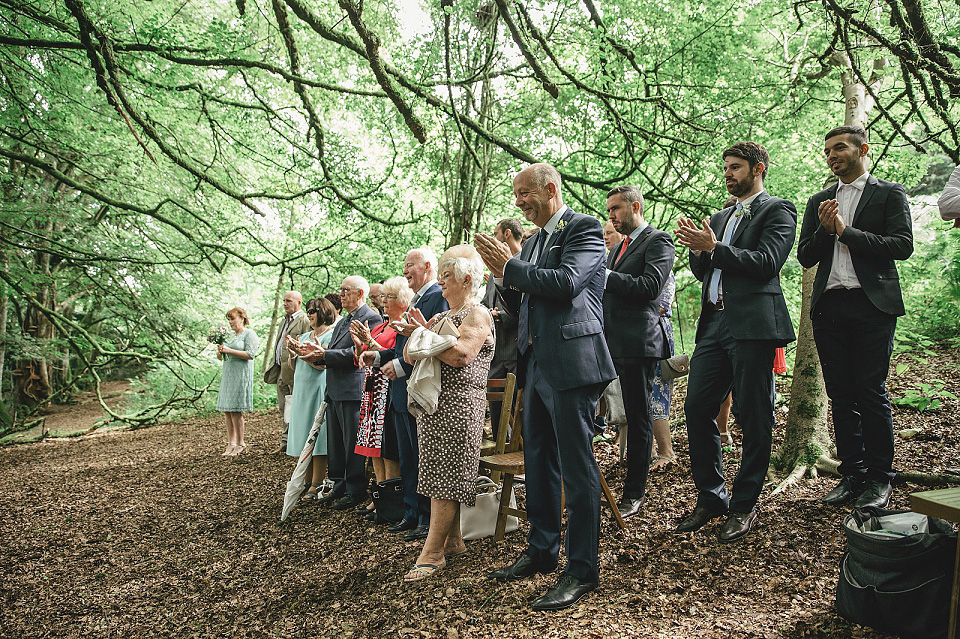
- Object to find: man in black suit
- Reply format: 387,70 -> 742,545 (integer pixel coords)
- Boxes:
798,125 -> 914,510
301,276 -> 382,510
483,218 -> 523,439
674,141 -> 797,542
476,162 -> 617,611
602,185 -> 675,518
361,248 -> 448,541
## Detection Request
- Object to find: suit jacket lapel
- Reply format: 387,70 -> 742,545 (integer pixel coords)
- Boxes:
537,209 -> 572,267
852,176 -> 878,227
610,225 -> 653,270
731,192 -> 770,245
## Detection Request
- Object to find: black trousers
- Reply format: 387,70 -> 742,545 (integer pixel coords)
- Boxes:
325,398 -> 366,497
813,288 -> 897,483
616,357 -> 658,500
684,310 -> 778,513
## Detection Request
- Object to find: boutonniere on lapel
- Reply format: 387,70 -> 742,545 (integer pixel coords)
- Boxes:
736,204 -> 753,222
554,219 -> 568,232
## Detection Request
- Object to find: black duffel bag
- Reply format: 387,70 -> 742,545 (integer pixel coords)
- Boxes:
837,508 -> 957,639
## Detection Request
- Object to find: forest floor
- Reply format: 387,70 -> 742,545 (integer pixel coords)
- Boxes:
1,347 -> 959,638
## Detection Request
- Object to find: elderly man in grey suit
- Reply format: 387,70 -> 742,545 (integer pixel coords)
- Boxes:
476,163 -> 616,612
798,125 -> 914,510
675,141 -> 797,543
263,291 -> 310,454
300,276 -> 381,510
602,185 -> 675,518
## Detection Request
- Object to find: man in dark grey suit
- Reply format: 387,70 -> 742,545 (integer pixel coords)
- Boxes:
675,141 -> 797,542
602,185 -> 675,518
476,163 -> 616,611
301,276 -> 381,510
798,125 -> 914,510
483,218 -> 523,438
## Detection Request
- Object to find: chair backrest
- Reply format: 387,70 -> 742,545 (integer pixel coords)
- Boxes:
503,388 -> 523,454
486,373 -> 517,454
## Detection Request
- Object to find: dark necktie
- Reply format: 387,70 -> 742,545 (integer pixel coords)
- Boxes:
517,231 -> 546,354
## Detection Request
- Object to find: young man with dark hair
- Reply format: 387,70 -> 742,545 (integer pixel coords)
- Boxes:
798,125 -> 913,510
674,141 -> 797,542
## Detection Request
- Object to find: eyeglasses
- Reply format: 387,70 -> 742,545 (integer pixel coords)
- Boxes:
383,294 -> 399,301
306,308 -> 318,315
339,287 -> 359,294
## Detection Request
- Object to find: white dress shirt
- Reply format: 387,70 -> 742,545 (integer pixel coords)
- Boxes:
826,172 -> 870,291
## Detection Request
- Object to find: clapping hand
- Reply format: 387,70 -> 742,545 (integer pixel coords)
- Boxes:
299,340 -> 324,362
391,308 -> 428,337
818,199 -> 844,235
358,350 -> 377,367
474,232 -> 511,278
675,217 -> 717,254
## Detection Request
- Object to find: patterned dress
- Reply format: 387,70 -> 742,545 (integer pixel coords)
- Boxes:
216,328 -> 259,412
416,306 -> 494,506
355,322 -> 398,457
650,273 -> 676,421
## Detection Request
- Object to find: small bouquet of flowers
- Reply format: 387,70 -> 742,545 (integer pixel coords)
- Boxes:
207,325 -> 229,345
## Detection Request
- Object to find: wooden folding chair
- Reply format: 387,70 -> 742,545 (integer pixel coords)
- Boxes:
482,374 -> 517,460
478,384 -> 525,541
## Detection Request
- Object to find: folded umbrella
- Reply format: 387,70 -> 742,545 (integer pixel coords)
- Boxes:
280,401 -> 327,521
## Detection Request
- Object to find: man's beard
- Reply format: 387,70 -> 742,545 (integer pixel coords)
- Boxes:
726,172 -> 756,198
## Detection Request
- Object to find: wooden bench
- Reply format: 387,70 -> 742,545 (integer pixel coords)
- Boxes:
909,487 -> 960,639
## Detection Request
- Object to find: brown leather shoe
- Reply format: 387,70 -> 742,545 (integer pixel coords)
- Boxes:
718,510 -> 757,542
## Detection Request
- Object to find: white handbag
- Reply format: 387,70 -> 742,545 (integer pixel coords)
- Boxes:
283,394 -> 294,426
460,476 -> 519,540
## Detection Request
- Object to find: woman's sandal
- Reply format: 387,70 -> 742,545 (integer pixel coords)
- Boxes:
720,432 -> 735,452
222,444 -> 237,456
301,484 -> 322,502
403,561 -> 445,583
650,454 -> 676,472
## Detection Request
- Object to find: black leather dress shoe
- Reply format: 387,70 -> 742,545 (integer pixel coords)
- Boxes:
317,492 -> 341,506
617,497 -> 644,520
718,510 -> 757,542
403,524 -> 429,541
387,519 -> 417,533
531,574 -> 598,611
331,494 -> 362,510
821,476 -> 866,505
487,554 -> 557,582
675,506 -> 726,533
854,480 -> 892,510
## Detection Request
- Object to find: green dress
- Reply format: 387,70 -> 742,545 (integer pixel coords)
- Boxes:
216,328 -> 259,412
286,328 -> 334,457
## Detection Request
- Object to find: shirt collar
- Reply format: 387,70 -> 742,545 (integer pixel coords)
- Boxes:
738,191 -> 764,208
840,172 -> 870,191
416,280 -> 437,298
627,221 -> 648,241
541,206 -> 569,235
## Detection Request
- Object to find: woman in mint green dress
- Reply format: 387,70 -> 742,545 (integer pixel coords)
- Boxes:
216,307 -> 259,456
285,297 -> 338,500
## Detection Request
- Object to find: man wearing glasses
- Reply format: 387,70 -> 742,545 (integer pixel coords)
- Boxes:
301,276 -> 381,509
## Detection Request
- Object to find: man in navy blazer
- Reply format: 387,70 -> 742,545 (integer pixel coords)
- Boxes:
798,125 -> 913,510
602,185 -> 675,518
302,276 -> 381,510
476,163 -> 616,611
365,248 -> 448,541
675,141 -> 797,542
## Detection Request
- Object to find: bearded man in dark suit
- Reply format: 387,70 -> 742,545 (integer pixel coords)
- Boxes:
798,125 -> 913,510
602,185 -> 675,518
674,141 -> 797,543
476,163 -> 616,611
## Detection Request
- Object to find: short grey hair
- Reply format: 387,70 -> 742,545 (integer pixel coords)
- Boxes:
381,276 -> 414,307
438,245 -> 485,297
408,247 -> 438,278
343,275 -> 370,298
526,162 -> 562,195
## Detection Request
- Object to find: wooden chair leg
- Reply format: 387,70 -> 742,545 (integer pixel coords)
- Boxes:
494,473 -> 515,542
599,468 -> 626,530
